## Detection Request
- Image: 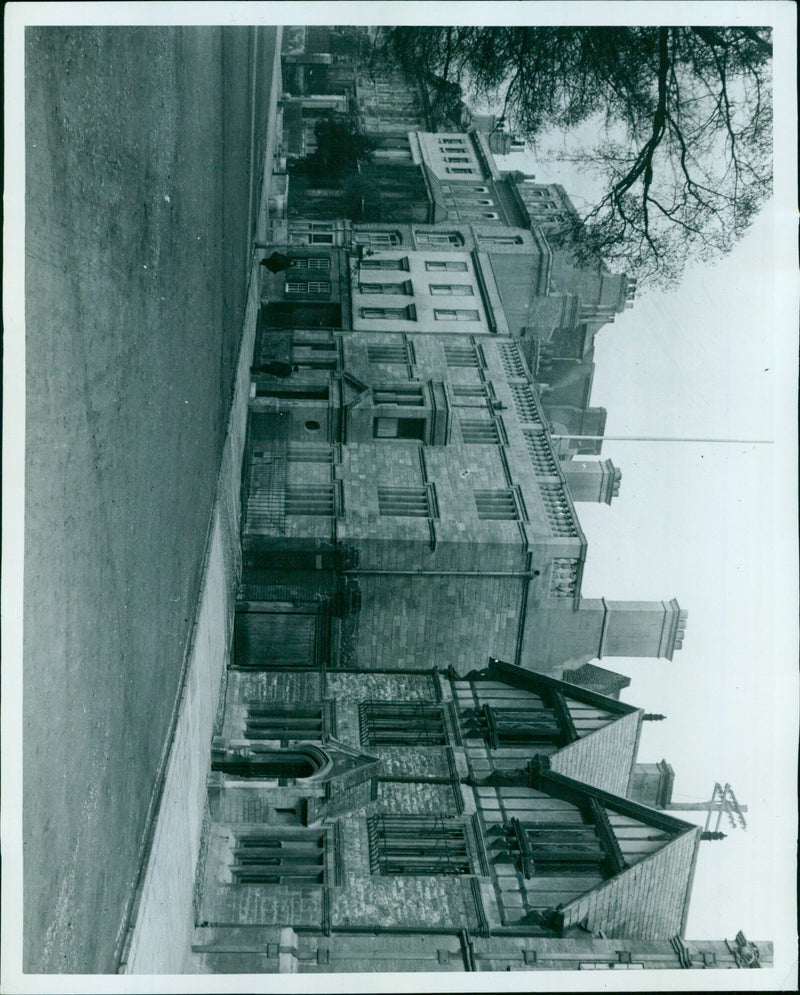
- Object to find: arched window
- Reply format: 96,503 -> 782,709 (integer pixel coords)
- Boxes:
212,746 -> 329,780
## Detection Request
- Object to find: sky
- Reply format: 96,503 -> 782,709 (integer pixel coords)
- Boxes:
497,78 -> 797,955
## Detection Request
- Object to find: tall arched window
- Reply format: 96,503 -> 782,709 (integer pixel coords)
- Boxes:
212,746 -> 328,780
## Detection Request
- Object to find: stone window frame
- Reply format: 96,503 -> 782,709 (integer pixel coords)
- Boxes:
474,488 -> 523,522
358,280 -> 414,296
376,483 -> 438,518
459,417 -> 506,446
285,484 -> 341,518
434,308 -> 480,322
244,702 -> 328,744
425,260 -> 469,272
229,827 -> 333,888
360,304 -> 417,321
414,230 -> 464,248
354,230 -> 403,247
429,284 -> 475,297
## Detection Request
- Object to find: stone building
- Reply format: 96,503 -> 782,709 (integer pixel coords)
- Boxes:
190,657 -> 769,973
177,28 -> 778,977
241,316 -> 685,677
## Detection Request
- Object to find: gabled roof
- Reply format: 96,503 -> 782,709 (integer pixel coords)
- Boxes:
485,657 -> 637,716
550,708 -> 641,797
529,762 -> 701,939
475,659 -> 642,795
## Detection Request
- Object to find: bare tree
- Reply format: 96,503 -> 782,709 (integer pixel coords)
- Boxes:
379,26 -> 772,287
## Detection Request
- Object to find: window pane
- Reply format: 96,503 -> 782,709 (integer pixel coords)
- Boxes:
434,309 -> 479,321
429,284 -> 474,296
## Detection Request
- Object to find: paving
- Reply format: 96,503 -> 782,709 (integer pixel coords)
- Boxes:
24,25 -> 279,973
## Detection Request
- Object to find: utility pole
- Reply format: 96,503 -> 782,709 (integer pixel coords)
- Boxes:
550,435 -> 773,445
664,782 -> 748,831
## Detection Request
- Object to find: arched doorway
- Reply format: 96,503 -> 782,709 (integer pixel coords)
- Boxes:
211,745 -> 330,780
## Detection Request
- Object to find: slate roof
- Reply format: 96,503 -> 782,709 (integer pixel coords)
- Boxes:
560,825 -> 701,939
528,764 -> 702,940
550,707 -> 642,796
562,662 -> 631,699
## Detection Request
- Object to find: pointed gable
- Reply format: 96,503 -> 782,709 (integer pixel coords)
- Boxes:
561,829 -> 700,939
550,708 -> 641,796
463,659 -> 642,794
307,737 -> 381,823
528,762 -> 701,940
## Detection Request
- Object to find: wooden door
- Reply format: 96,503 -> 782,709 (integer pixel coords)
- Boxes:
233,609 -> 317,669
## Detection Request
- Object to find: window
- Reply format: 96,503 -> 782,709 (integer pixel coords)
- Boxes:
361,305 -> 417,321
461,705 -> 562,746
231,831 -> 327,885
289,257 -> 330,270
286,486 -> 336,516
451,384 -> 491,407
443,344 -> 480,368
285,281 -> 331,296
434,309 -> 479,321
289,223 -> 336,246
368,344 -> 408,365
369,816 -> 471,875
214,751 -> 320,779
354,231 -> 402,247
255,385 -> 329,400
359,281 -> 413,296
460,419 -> 504,445
446,167 -> 475,174
504,820 -> 605,876
430,284 -> 474,296
373,385 -> 424,406
415,231 -> 463,247
373,417 -> 426,440
475,489 -> 519,521
245,704 -> 324,743
361,256 -> 409,271
378,485 -> 434,517
291,339 -> 338,371
439,138 -> 465,145
477,234 -> 523,245
360,702 -> 447,745
425,260 -> 468,272
287,443 -> 334,464
444,156 -> 470,163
